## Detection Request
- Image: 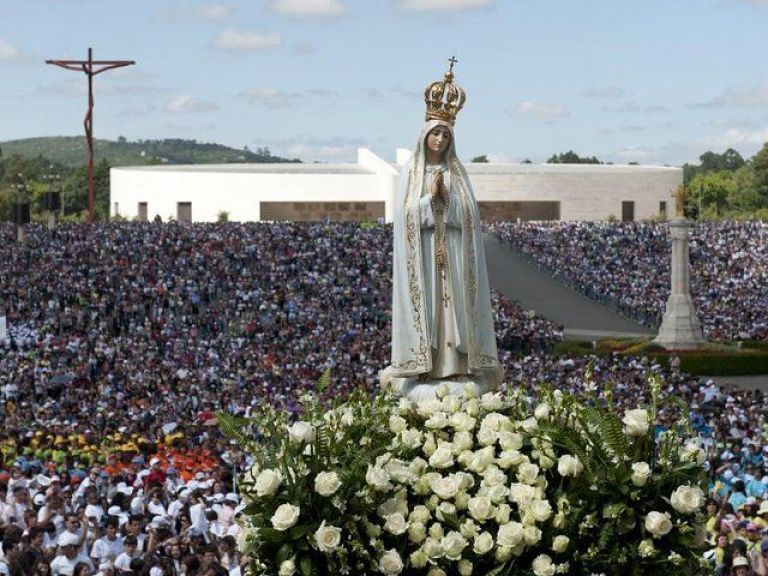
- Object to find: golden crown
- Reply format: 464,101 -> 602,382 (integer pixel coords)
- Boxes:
424,57 -> 466,125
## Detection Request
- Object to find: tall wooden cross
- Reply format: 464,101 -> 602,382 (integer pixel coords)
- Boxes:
46,48 -> 135,222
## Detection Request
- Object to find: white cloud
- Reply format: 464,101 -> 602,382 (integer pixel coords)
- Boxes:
240,88 -> 302,109
198,3 -> 234,20
515,100 -> 570,121
694,82 -> 768,108
614,146 -> 656,160
711,127 -> 768,147
270,0 -> 346,17
257,136 -> 366,161
582,85 -> 625,99
612,102 -> 668,113
0,38 -> 21,61
215,30 -> 282,50
165,95 -> 219,113
398,0 -> 493,11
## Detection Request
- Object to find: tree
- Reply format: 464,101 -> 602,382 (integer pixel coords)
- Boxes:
546,151 -> 601,164
687,170 -> 735,217
471,155 -> 489,163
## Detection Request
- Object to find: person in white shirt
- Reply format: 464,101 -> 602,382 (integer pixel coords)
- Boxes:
2,485 -> 30,530
90,518 -> 124,566
113,536 -> 140,574
50,532 -> 93,576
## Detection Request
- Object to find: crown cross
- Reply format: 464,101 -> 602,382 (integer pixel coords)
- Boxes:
424,57 -> 466,126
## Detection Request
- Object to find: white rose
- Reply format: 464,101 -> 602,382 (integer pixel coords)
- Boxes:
486,485 -> 510,504
271,503 -> 300,531
644,511 -> 673,537
480,392 -> 503,411
429,444 -> 455,469
551,535 -> 569,553
340,411 -> 354,427
670,486 -> 705,515
378,496 -> 408,518
410,550 -> 429,569
408,522 -> 427,543
386,460 -> 414,484
498,431 -> 524,451
450,413 -> 477,432
497,450 -> 524,469
557,455 -> 584,478
494,504 -> 511,525
442,395 -> 462,413
467,496 -> 495,521
417,399 -> 443,418
366,465 -> 392,492
436,502 -> 456,521
384,513 -> 409,535
532,499 -> 553,523
517,463 -> 540,485
623,409 -> 649,437
278,558 -> 296,576
473,531 -> 494,555
534,403 -> 550,420
468,446 -> 495,473
497,521 -> 524,547
441,531 -> 468,561
532,554 -> 556,576
638,538 -> 655,557
389,415 -> 408,434
520,417 -> 539,434
452,431 -> 474,452
314,521 -> 342,552
431,475 -> 460,500
460,519 -> 479,539
427,568 -> 446,576
287,421 -> 315,444
475,427 -> 497,446
425,412 -> 450,429
679,442 -> 707,465
458,559 -> 473,576
410,505 -> 431,524
423,536 -> 444,559
378,549 -> 404,575
631,462 -> 651,487
314,471 -> 342,497
524,525 -> 542,545
509,483 -> 536,505
400,428 -> 424,449
465,399 -> 480,417
255,469 -> 282,497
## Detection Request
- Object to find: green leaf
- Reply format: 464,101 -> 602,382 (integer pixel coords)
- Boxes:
216,412 -> 253,448
299,554 -> 313,576
485,560 -> 510,576
289,524 -> 312,541
276,543 -> 294,565
259,527 -> 286,543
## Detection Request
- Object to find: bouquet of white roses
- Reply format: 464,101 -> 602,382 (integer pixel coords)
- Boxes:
222,371 -> 709,576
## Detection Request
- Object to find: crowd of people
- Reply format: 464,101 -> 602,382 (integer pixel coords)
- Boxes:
489,220 -> 768,341
1,220 -> 767,576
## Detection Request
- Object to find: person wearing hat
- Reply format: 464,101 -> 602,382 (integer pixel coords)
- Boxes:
731,555 -> 753,575
50,531 -> 93,576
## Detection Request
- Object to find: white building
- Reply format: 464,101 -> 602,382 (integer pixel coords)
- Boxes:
110,148 -> 682,223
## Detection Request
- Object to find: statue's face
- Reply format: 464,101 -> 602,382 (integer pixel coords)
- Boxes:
426,126 -> 451,157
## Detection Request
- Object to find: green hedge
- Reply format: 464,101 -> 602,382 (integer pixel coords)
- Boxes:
551,339 -> 768,376
741,340 -> 768,352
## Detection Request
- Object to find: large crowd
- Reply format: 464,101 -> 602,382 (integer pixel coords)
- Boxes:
0,220 -> 767,576
489,220 -> 768,341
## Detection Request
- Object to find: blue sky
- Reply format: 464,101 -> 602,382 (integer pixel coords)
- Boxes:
1,0 -> 767,165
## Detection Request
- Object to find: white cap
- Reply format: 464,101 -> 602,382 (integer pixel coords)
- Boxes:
224,493 -> 239,503
58,532 -> 80,547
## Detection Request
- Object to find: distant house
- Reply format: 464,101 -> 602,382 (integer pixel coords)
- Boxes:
110,149 -> 681,223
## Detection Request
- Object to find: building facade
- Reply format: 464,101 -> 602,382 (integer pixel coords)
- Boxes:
110,149 -> 682,223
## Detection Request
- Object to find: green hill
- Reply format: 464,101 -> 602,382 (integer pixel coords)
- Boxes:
0,136 -> 300,167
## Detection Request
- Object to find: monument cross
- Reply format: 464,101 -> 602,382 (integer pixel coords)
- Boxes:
46,48 -> 136,222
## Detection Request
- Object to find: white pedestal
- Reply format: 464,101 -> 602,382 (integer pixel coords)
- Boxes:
653,219 -> 705,350
0,316 -> 7,343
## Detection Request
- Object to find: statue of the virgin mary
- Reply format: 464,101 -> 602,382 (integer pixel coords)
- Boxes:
382,60 -> 502,401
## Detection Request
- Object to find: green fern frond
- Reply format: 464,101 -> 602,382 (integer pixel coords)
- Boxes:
216,412 -> 254,449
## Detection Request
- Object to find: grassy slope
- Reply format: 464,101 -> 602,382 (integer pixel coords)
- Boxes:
0,136 -> 299,167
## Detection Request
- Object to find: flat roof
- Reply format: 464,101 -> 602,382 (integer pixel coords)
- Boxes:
112,163 -> 375,175
463,163 -> 680,174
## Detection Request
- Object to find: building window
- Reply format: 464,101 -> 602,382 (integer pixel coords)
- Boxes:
621,201 -> 635,222
177,202 -> 192,223
138,202 -> 148,222
659,201 -> 667,219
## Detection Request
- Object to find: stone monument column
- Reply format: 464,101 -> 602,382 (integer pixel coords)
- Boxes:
653,218 -> 705,350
